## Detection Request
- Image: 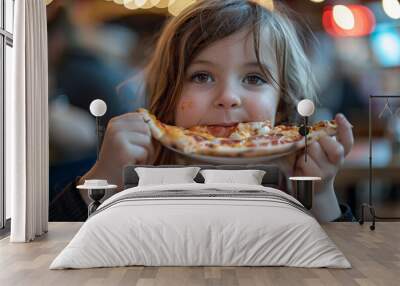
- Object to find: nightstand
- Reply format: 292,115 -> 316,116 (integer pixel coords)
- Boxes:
289,176 -> 321,210
77,180 -> 117,216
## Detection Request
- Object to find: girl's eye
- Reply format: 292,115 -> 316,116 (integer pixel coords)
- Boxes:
243,74 -> 267,86
190,72 -> 214,84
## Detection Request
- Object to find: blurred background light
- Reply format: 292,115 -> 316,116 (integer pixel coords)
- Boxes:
135,0 -> 156,9
309,0 -> 325,3
370,24 -> 400,67
134,0 -> 147,8
150,0 -> 161,7
168,0 -> 196,16
123,0 -> 138,10
382,0 -> 400,19
155,0 -> 176,9
323,5 -> 375,37
122,0 -> 161,10
333,5 -> 355,30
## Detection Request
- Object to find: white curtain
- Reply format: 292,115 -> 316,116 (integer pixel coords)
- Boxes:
6,0 -> 49,242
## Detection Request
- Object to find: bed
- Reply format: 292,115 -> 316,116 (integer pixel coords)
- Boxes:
50,165 -> 350,269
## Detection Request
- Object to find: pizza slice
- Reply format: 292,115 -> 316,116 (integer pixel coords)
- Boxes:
138,108 -> 337,158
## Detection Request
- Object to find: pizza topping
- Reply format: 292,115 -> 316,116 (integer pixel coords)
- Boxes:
192,135 -> 208,143
218,138 -> 242,145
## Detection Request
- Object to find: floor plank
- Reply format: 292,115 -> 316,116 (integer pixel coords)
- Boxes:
0,222 -> 399,286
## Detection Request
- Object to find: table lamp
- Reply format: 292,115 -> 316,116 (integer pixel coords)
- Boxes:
297,99 -> 315,162
81,99 -> 110,216
290,99 -> 317,210
89,99 -> 107,161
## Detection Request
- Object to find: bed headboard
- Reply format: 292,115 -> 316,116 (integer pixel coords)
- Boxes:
123,164 -> 284,189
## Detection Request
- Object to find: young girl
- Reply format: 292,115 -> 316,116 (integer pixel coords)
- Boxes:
79,0 -> 354,222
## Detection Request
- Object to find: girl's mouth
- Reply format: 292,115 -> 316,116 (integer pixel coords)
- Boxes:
206,123 -> 238,137
208,122 -> 239,127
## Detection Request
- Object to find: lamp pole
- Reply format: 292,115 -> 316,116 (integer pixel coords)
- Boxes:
304,116 -> 308,162
95,116 -> 101,161
89,99 -> 107,161
297,99 -> 315,163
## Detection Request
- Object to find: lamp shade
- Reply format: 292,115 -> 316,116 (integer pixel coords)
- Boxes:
89,99 -> 107,117
297,99 -> 315,117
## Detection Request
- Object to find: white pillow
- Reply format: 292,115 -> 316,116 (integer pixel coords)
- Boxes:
200,169 -> 266,185
135,167 -> 200,186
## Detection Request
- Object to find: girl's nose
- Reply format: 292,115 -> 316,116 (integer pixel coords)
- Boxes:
213,86 -> 241,109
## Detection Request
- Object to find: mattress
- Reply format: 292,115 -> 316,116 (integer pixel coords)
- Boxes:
50,183 -> 351,269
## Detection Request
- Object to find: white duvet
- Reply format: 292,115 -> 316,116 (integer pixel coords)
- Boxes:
50,183 -> 351,269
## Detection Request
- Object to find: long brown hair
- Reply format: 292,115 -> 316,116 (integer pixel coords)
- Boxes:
144,0 -> 317,164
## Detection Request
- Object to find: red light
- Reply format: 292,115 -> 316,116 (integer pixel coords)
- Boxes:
323,5 -> 376,37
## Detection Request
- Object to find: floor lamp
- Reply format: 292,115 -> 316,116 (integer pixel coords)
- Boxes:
83,99 -> 109,216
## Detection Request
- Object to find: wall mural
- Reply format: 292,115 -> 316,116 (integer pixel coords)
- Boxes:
47,0 -> 398,223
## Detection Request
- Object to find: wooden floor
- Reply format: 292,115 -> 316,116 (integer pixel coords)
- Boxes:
0,222 -> 399,286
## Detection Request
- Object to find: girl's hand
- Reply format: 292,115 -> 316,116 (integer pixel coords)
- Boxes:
293,113 -> 354,183
79,112 -> 155,190
277,113 -> 354,221
278,114 -> 353,181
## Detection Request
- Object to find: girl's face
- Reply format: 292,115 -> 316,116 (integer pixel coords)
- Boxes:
175,29 -> 280,136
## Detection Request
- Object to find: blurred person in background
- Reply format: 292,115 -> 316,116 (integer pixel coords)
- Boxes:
310,32 -> 366,124
47,1 -> 144,221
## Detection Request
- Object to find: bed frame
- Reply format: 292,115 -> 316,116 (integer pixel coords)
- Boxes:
123,164 -> 284,190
